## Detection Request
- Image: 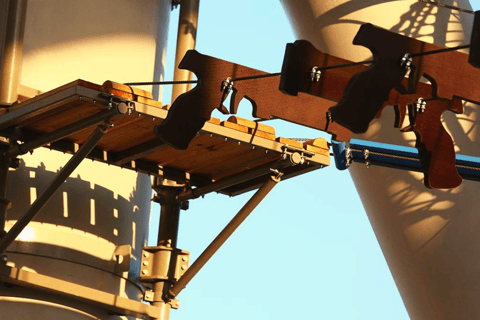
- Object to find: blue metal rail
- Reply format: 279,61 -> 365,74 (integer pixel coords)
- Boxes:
331,139 -> 480,182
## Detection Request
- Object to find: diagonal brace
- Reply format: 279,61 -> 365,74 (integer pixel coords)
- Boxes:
0,121 -> 111,254
168,174 -> 281,298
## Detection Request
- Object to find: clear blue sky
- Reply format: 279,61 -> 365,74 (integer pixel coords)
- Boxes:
149,1 -> 480,319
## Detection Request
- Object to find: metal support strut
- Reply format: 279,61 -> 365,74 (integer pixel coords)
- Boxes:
169,173 -> 281,298
0,121 -> 110,254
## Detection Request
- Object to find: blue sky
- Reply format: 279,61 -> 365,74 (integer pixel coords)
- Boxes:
149,1 -> 480,319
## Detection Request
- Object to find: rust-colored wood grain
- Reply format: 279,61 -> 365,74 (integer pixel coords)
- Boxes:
401,98 -> 463,189
153,50 -> 348,150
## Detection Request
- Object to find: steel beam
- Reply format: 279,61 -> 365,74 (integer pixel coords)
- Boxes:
169,174 -> 281,298
113,139 -> 170,166
0,121 -> 110,254
5,108 -> 118,158
176,153 -> 300,202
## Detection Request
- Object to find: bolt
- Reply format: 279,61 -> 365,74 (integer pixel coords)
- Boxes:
143,261 -> 149,266
181,265 -> 187,270
182,257 -> 187,262
143,252 -> 149,258
142,269 -> 148,275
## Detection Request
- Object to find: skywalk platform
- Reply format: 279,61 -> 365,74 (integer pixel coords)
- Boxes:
0,80 -> 330,196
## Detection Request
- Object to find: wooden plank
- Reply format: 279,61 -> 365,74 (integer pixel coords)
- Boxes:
208,117 -> 220,125
9,80 -> 101,114
275,137 -> 303,149
101,80 -> 154,99
221,121 -> 249,133
303,138 -> 330,156
143,134 -> 219,167
225,116 -> 275,135
112,139 -> 171,166
221,119 -> 275,140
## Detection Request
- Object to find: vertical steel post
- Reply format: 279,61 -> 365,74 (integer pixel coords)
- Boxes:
151,186 -> 183,320
170,0 -> 199,103
0,151 -> 9,232
0,0 -> 28,105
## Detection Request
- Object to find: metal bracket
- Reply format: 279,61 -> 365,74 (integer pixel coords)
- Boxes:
221,77 -> 234,94
400,53 -> 412,70
310,66 -> 322,82
113,244 -> 132,275
139,246 -> 190,283
99,92 -> 136,115
363,149 -> 371,168
281,145 -> 313,164
345,147 -> 353,168
415,97 -> 426,114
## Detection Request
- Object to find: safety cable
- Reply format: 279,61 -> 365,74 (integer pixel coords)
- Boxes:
123,80 -> 198,86
409,43 -> 470,57
230,72 -> 281,82
417,0 -> 475,14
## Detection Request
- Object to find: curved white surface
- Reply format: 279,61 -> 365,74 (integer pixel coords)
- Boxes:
2,0 -> 171,318
280,1 -> 480,319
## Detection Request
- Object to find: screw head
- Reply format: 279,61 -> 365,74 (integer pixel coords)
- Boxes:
142,269 -> 148,275
143,252 -> 149,258
143,261 -> 149,266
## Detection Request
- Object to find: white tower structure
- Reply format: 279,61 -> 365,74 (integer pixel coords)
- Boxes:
280,1 -> 479,319
0,0 -> 171,318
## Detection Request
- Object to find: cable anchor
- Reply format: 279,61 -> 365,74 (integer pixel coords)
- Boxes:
400,53 -> 412,70
345,147 -> 353,168
221,77 -> 234,93
414,97 -> 427,114
310,66 -> 322,82
363,149 -> 371,168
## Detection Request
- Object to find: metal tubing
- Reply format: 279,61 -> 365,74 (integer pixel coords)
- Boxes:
0,0 -> 28,104
157,188 -> 181,248
0,152 -> 9,231
151,187 -> 183,320
176,154 -> 299,202
0,122 -> 109,254
5,108 -> 117,158
171,0 -> 199,102
169,174 -> 280,298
